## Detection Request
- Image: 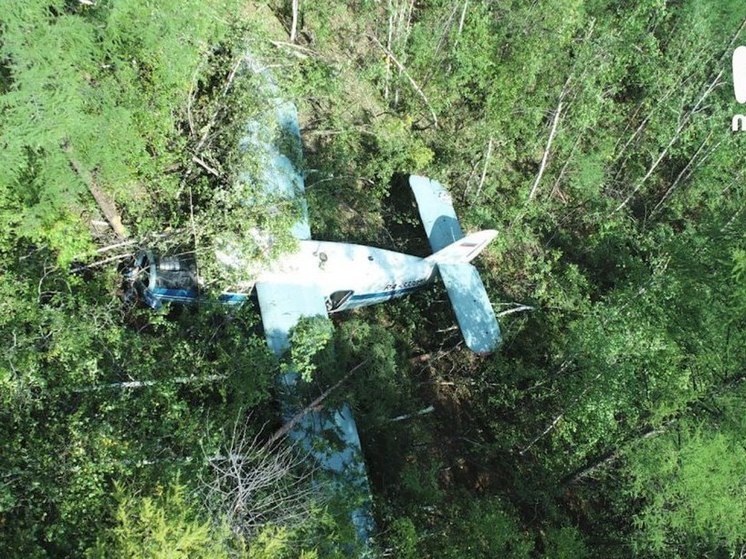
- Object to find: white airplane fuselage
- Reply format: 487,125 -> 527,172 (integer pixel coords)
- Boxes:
257,240 -> 438,312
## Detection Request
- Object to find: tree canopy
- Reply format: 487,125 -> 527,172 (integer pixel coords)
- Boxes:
1,0 -> 745,557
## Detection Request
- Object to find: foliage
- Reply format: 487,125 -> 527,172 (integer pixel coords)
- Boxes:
384,517 -> 418,559
0,0 -> 240,262
624,413 -> 746,557
424,496 -> 534,559
287,315 -> 335,382
0,260 -> 276,555
202,418 -> 318,542
541,526 -> 590,559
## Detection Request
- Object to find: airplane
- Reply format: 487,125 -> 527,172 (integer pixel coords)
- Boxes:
124,51 -> 501,551
131,178 -> 501,355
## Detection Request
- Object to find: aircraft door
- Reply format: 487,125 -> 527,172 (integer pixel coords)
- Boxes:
326,290 -> 354,312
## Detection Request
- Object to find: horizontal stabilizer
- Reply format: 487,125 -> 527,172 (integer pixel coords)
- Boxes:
426,230 -> 497,265
409,175 -> 464,252
439,263 -> 501,354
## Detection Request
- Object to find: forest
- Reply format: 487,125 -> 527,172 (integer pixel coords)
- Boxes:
1,0 -> 745,557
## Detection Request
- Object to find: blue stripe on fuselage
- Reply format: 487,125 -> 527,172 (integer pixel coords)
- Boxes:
348,284 -> 423,303
151,287 -> 199,301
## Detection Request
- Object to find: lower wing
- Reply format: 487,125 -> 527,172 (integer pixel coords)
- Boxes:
255,281 -> 376,543
255,281 -> 328,356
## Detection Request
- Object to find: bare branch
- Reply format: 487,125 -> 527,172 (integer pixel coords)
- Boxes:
70,253 -> 133,273
550,133 -> 583,200
520,412 -> 564,455
384,0 -> 394,100
194,56 -> 244,154
267,359 -> 370,446
202,416 -> 317,538
290,0 -> 299,43
528,97 -> 564,202
457,1 -> 469,35
612,70 -> 724,214
519,261 -> 672,455
369,34 -> 439,127
475,137 -> 493,201
562,424 -> 668,486
651,130 -> 713,216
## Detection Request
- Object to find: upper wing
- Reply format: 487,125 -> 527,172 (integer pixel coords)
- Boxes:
255,281 -> 327,356
409,175 -> 464,252
239,55 -> 311,241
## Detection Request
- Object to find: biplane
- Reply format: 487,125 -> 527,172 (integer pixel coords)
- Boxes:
126,52 -> 501,548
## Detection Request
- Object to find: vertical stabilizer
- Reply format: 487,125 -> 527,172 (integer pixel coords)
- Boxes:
425,230 -> 498,265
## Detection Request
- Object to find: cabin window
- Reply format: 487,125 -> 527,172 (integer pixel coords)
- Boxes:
327,290 -> 354,311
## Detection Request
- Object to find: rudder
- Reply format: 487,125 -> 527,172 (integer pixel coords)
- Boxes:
425,230 -> 498,265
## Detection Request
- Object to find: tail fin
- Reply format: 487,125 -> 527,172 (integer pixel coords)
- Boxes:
425,230 -> 497,265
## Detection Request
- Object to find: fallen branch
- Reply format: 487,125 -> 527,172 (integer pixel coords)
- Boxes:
528,98 -> 564,201
73,374 -> 227,392
385,405 -> 435,424
70,253 -> 133,273
64,143 -> 128,239
192,155 -> 221,177
496,304 -> 534,318
94,239 -> 139,254
267,359 -> 370,446
270,40 -> 316,59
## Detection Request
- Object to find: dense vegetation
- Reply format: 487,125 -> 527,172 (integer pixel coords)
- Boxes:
1,0 -> 745,557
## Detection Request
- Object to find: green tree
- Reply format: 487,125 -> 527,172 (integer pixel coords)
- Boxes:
624,417 -> 746,557
86,481 -> 240,559
0,0 -> 240,261
425,496 -> 533,559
